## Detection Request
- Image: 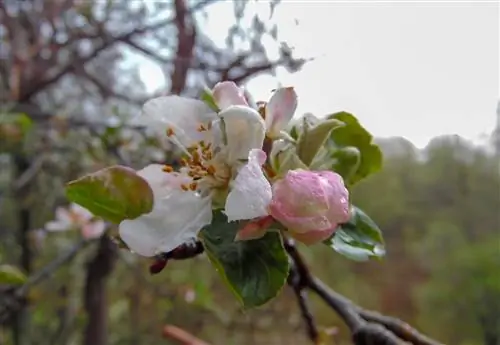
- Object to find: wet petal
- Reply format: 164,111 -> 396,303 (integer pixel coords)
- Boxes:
119,191 -> 212,257
140,96 -> 217,148
212,81 -> 248,110
265,87 -> 298,137
289,227 -> 337,245
234,215 -> 274,241
225,149 -> 272,222
219,105 -> 265,163
137,164 -> 192,199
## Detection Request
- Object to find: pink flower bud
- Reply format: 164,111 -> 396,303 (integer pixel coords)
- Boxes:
268,169 -> 350,244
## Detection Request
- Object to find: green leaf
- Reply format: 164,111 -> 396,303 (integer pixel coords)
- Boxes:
0,265 -> 27,285
200,211 -> 289,308
200,87 -> 220,112
327,112 -> 383,185
296,119 -> 344,166
325,206 -> 385,261
273,147 -> 308,176
330,146 -> 361,182
0,112 -> 33,133
65,165 -> 154,223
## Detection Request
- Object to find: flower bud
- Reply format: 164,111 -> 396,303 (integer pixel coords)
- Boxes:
268,169 -> 350,244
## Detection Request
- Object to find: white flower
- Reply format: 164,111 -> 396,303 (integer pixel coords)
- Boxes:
45,203 -> 106,240
119,96 -> 273,257
211,81 -> 298,139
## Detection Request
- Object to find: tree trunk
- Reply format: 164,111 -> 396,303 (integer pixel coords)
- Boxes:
82,236 -> 116,345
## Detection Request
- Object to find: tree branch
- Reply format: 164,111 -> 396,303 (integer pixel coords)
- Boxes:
284,239 -> 444,345
0,238 -> 91,324
287,261 -> 319,343
170,0 -> 197,95
162,324 -> 211,345
16,0 -> 217,102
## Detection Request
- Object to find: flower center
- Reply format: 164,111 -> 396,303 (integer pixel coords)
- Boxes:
162,125 -> 231,192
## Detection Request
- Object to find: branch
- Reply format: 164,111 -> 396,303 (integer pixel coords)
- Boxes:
162,324 -> 211,345
284,239 -> 444,345
17,0 -> 217,102
0,238 -> 92,324
287,261 -> 319,343
170,0 -> 197,95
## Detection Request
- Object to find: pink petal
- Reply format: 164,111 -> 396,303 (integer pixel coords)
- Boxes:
265,87 -> 298,137
235,216 -> 274,241
81,221 -> 106,240
289,227 -> 337,245
212,81 -> 249,110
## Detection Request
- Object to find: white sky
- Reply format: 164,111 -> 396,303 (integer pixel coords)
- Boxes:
139,1 -> 499,149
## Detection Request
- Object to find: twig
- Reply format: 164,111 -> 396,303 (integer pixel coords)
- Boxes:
0,238 -> 92,324
287,262 -> 319,343
358,310 -> 442,345
13,155 -> 45,191
162,324 -> 211,345
284,240 -> 444,345
309,277 -> 403,345
286,240 -> 320,343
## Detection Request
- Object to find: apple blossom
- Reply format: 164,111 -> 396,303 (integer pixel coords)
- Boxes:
211,81 -> 298,139
118,95 -> 272,257
45,203 -> 106,240
268,169 -> 350,245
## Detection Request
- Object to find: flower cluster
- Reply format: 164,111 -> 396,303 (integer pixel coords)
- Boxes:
118,82 -> 350,257
45,203 -> 106,240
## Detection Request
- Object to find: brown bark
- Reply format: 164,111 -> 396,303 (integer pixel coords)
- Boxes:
82,236 -> 117,345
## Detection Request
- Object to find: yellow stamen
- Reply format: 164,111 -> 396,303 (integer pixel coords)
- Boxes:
166,127 -> 174,137
189,182 -> 198,191
207,165 -> 216,175
162,165 -> 174,173
181,184 -> 189,191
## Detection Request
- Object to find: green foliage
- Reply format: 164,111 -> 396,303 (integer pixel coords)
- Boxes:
0,264 -> 27,285
330,146 -> 361,182
325,206 -> 385,261
200,211 -> 289,308
327,112 -> 383,185
271,144 -> 308,176
200,87 -> 220,112
296,118 -> 344,166
65,165 -> 154,223
0,112 -> 33,133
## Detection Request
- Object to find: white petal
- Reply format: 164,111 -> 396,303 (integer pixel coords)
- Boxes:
119,190 -> 212,257
140,96 -> 217,148
55,207 -> 72,225
225,149 -> 272,222
265,87 -> 298,137
219,105 -> 265,164
137,164 -> 191,199
45,220 -> 70,232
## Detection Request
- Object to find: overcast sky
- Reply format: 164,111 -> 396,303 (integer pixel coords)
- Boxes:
140,1 -> 499,149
